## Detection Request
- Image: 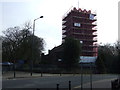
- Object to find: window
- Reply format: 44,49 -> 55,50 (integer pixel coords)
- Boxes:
74,23 -> 81,27
89,14 -> 94,20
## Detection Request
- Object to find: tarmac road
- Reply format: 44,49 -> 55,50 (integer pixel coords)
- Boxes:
2,74 -> 118,89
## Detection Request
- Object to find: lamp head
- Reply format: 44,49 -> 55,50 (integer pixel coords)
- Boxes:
40,16 -> 43,18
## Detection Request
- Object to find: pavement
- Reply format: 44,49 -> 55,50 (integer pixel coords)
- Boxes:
2,71 -> 118,89
74,78 -> 116,89
2,71 -> 63,79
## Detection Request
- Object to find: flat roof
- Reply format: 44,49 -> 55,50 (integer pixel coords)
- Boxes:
79,56 -> 97,63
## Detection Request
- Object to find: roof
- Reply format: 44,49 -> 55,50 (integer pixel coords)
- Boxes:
79,56 -> 97,63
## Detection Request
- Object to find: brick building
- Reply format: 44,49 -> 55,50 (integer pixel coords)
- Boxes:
62,7 -> 98,58
42,7 -> 98,66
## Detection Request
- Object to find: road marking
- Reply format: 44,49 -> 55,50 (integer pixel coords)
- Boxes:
74,78 -> 117,88
6,78 -> 16,80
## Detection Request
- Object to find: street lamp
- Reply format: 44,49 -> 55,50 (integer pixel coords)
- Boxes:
33,16 -> 43,35
58,59 -> 62,76
31,16 -> 43,76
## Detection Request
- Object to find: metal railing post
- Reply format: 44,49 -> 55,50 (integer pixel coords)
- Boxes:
69,81 -> 71,90
57,84 -> 59,90
90,62 -> 92,90
81,63 -> 83,90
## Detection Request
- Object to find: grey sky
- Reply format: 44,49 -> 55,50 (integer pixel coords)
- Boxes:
1,0 -> 119,54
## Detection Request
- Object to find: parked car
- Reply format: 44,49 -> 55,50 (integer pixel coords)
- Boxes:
1,62 -> 13,73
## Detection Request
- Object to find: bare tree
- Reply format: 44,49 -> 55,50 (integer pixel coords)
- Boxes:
2,22 -> 45,64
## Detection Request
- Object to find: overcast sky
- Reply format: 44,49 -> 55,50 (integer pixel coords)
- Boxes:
0,0 -> 119,54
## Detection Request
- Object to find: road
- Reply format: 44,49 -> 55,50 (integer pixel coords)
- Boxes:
2,74 -> 118,89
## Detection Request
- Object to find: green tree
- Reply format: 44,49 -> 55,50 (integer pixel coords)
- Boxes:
95,55 -> 106,74
96,43 -> 119,73
62,37 -> 81,70
2,22 -> 45,64
115,41 -> 120,73
2,26 -> 23,62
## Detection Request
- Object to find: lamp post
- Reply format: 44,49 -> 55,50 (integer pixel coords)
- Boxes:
13,60 -> 16,78
31,16 -> 43,76
58,59 -> 62,76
